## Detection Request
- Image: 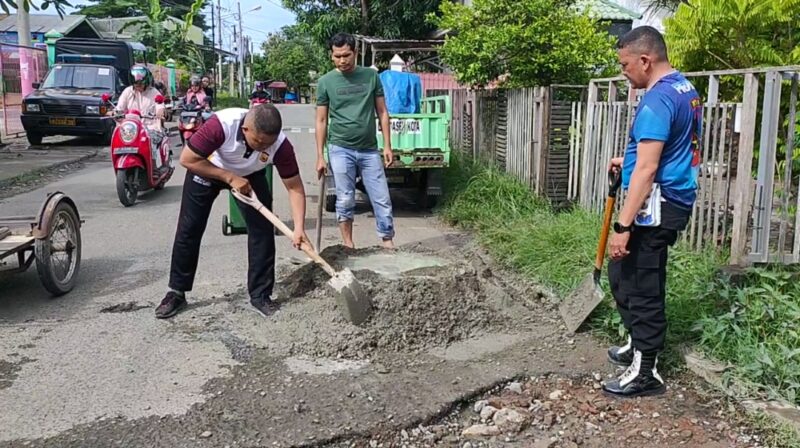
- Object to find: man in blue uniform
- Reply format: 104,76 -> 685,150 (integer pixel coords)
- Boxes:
604,26 -> 703,398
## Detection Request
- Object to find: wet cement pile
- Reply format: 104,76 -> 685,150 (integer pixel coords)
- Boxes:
268,246 -> 529,359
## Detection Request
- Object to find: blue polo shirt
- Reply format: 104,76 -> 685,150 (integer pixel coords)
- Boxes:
622,71 -> 703,208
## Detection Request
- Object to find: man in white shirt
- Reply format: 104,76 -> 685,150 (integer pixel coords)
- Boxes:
156,104 -> 309,319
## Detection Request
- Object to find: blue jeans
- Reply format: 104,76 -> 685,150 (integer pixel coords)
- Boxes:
329,145 -> 395,240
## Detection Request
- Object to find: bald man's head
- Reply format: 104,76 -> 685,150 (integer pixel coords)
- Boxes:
616,26 -> 672,89
617,26 -> 668,62
242,103 -> 282,151
245,103 -> 282,135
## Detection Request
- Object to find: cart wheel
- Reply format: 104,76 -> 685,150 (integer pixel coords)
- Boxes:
35,200 -> 81,296
222,215 -> 231,236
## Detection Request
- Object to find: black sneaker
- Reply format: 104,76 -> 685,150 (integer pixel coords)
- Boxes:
602,350 -> 666,398
608,335 -> 634,366
155,292 -> 187,319
250,296 -> 280,317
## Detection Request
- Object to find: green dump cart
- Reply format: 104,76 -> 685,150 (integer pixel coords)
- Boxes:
221,166 -> 273,235
322,95 -> 451,211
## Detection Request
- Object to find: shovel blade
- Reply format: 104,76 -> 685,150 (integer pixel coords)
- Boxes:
559,271 -> 605,334
327,268 -> 373,326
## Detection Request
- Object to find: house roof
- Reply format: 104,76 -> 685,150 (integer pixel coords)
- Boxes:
0,14 -> 102,36
577,0 -> 642,21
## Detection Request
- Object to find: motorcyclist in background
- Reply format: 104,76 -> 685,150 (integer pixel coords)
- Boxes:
113,65 -> 167,167
184,76 -> 211,111
249,81 -> 271,106
201,76 -> 215,108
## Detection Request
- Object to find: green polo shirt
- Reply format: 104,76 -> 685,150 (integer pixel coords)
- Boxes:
317,66 -> 383,150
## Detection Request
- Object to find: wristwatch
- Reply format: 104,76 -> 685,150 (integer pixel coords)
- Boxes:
613,222 -> 633,234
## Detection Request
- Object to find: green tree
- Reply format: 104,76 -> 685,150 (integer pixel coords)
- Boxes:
79,0 -> 208,30
254,26 -> 331,91
430,0 -> 617,88
282,0 -> 441,46
665,0 -> 800,71
122,0 -> 206,68
1,0 -> 71,17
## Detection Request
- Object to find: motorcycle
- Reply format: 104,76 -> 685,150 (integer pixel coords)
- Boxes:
104,93 -> 175,207
249,96 -> 271,108
178,97 -> 210,145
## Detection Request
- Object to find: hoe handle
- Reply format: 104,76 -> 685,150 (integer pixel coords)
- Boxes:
232,189 -> 338,277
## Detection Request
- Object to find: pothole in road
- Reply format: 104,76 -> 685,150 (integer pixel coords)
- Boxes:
266,245 -> 540,360
338,251 -> 448,279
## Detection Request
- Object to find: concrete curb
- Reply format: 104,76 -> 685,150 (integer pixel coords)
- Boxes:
0,149 -> 99,190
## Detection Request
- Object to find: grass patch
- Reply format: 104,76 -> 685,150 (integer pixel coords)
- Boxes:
697,267 -> 800,404
214,95 -> 249,109
440,152 -> 800,408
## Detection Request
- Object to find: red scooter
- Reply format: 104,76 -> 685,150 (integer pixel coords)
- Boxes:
104,93 -> 174,207
249,96 -> 271,108
178,97 -> 209,145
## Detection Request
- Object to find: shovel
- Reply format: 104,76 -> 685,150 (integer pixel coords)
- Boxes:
315,173 -> 326,251
559,170 -> 622,334
232,189 -> 373,326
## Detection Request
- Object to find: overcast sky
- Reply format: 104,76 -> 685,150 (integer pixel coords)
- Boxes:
30,0 -> 296,53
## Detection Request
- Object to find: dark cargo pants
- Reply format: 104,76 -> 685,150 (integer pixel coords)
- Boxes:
608,226 -> 679,354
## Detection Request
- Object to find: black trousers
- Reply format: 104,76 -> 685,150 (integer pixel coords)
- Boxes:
169,169 -> 275,301
608,226 -> 679,354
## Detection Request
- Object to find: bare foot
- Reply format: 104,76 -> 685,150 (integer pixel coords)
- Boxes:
381,239 -> 395,250
343,241 -> 355,249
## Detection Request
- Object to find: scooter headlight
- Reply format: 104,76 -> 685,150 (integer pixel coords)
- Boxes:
120,122 -> 138,143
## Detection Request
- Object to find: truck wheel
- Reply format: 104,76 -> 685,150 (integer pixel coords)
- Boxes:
27,133 -> 43,145
325,194 -> 337,213
417,170 -> 443,210
424,194 -> 439,209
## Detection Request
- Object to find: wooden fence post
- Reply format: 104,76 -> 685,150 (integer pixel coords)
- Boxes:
729,73 -> 759,265
580,82 -> 599,207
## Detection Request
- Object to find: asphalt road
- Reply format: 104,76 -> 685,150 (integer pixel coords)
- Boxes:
0,104 -> 457,444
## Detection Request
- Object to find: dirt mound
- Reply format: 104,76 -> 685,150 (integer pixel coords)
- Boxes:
270,246 -> 530,359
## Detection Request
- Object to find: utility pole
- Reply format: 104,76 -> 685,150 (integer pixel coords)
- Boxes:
237,0 -> 245,98
217,0 -> 223,88
230,26 -> 236,96
17,0 -> 33,97
211,3 -> 215,82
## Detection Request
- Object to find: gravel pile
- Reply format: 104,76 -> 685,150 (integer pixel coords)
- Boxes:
270,246 -> 515,358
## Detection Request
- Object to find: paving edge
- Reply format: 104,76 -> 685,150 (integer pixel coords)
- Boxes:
683,347 -> 800,438
297,373 -> 529,448
0,150 -> 99,190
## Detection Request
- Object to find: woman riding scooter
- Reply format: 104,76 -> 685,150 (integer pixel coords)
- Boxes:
184,76 -> 211,113
114,65 -> 167,168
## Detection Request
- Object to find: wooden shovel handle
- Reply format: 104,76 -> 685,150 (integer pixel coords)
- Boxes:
595,170 -> 623,270
315,175 -> 326,251
232,189 -> 338,277
595,196 -> 616,270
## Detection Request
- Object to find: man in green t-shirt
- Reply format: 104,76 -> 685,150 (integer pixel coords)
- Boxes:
315,32 -> 395,249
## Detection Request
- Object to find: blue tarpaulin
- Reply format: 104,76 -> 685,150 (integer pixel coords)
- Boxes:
379,70 -> 422,114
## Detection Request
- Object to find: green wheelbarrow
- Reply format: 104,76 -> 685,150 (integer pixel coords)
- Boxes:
222,165 -> 275,236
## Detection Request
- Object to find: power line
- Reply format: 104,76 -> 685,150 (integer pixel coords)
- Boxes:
264,0 -> 293,13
